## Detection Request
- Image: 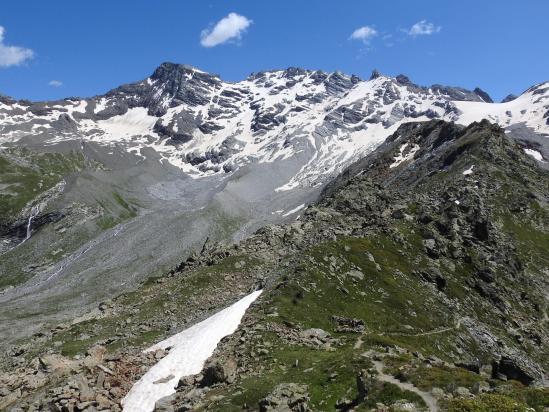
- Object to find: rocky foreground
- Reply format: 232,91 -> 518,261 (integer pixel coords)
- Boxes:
1,120 -> 549,411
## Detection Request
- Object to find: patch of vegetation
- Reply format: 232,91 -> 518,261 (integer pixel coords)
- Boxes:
22,253 -> 266,360
270,235 -> 460,360
446,393 -> 529,412
210,334 -> 425,411
0,148 -> 85,223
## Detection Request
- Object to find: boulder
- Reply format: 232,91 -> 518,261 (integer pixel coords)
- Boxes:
201,359 -> 237,386
259,383 -> 309,412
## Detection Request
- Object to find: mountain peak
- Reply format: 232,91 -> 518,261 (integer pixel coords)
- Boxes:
369,69 -> 382,80
151,62 -> 211,81
395,74 -> 413,86
501,94 -> 517,103
473,87 -> 493,103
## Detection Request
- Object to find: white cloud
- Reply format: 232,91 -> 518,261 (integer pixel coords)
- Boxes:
408,20 -> 441,36
48,80 -> 63,87
0,26 -> 34,68
349,26 -> 378,44
200,12 -> 252,47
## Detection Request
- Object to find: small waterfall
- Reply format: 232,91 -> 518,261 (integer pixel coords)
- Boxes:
23,207 -> 38,242
25,214 -> 34,240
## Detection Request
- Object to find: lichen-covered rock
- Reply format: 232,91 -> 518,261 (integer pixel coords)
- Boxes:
259,383 -> 310,412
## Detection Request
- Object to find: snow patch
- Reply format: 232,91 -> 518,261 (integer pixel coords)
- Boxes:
462,165 -> 475,175
282,204 -> 305,217
389,143 -> 420,169
524,148 -> 546,162
121,290 -> 262,412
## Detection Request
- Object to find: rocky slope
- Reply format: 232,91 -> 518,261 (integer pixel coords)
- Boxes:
2,64 -> 548,184
1,64 -> 548,346
2,120 -> 548,411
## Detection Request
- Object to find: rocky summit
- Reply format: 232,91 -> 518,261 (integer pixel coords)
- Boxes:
0,63 -> 548,412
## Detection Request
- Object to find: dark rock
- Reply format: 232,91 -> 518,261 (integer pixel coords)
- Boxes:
473,87 -> 494,103
201,359 -> 237,386
501,94 -> 517,103
331,316 -> 365,333
491,357 -> 537,385
395,74 -> 412,86
369,70 -> 382,80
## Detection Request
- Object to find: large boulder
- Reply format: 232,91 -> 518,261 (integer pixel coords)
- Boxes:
201,359 -> 237,386
259,383 -> 310,412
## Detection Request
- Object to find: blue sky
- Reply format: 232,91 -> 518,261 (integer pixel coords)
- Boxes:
0,0 -> 547,102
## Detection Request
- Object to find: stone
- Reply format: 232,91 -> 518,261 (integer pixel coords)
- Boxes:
154,393 -> 176,412
300,328 -> 329,340
331,316 -> 365,333
201,359 -> 237,386
154,374 -> 175,384
347,269 -> 364,281
431,387 -> 445,398
259,383 -> 310,412
471,381 -> 490,394
491,357 -> 538,385
95,393 -> 112,408
96,370 -> 105,389
72,375 -> 94,403
455,386 -> 471,397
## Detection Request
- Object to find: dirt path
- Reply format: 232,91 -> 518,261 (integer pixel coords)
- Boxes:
370,358 -> 439,411
385,317 -> 466,338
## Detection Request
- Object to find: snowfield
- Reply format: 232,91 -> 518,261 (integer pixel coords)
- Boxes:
121,290 -> 262,412
1,64 -> 547,191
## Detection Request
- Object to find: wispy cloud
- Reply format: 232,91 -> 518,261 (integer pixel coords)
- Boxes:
0,26 -> 34,68
200,12 -> 252,48
407,20 -> 441,36
48,80 -> 63,87
349,26 -> 378,44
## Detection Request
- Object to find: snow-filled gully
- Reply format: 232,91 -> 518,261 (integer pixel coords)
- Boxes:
121,290 -> 262,412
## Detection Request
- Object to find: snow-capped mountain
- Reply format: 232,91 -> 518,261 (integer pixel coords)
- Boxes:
1,63 -> 548,346
2,63 -> 548,190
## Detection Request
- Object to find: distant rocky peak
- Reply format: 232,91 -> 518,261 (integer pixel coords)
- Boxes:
150,62 -> 220,89
473,87 -> 493,103
369,69 -> 382,80
152,62 -> 206,80
501,94 -> 517,103
281,66 -> 310,79
395,74 -> 413,86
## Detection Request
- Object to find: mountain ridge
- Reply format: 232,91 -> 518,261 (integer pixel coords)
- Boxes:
2,119 -> 548,411
0,62 -> 548,361
3,61 -> 545,107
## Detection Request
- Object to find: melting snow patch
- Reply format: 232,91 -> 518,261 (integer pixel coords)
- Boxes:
121,290 -> 262,412
282,204 -> 306,217
524,148 -> 546,162
462,165 -> 475,175
389,143 -> 420,169
275,180 -> 301,192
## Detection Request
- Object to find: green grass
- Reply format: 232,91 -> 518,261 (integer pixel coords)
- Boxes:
269,235 -> 460,359
206,334 -> 426,411
0,148 -> 85,223
22,253 -> 267,360
446,393 -> 529,412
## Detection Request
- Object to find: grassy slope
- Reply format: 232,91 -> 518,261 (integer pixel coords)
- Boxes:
0,148 -> 85,224
3,122 -> 548,411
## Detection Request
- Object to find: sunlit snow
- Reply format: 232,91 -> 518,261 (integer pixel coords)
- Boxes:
121,290 -> 262,412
